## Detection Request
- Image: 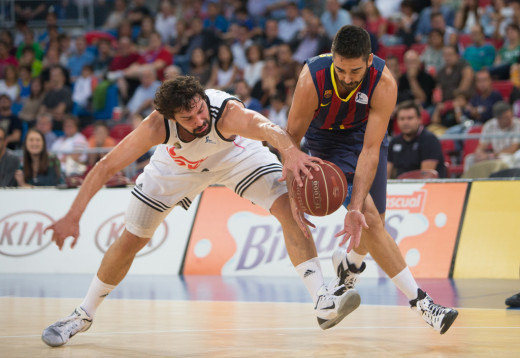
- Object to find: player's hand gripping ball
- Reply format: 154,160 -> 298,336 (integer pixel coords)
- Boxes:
291,160 -> 348,216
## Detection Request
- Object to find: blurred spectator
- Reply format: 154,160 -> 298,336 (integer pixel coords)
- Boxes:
102,0 -> 128,31
277,43 -> 301,91
397,50 -> 435,108
39,66 -> 73,128
155,0 -> 177,45
251,57 -> 286,108
261,19 -> 284,58
135,16 -> 155,52
13,18 -> 29,47
163,65 -> 181,81
180,0 -> 207,22
125,68 -> 161,118
51,115 -> 88,177
19,77 -> 46,125
92,38 -> 114,78
207,44 -> 240,92
129,113 -> 150,175
481,0 -> 514,39
234,79 -> 263,113
67,36 -> 96,82
35,112 -> 57,150
115,19 -> 136,41
291,16 -> 330,64
0,126 -> 20,187
415,0 -> 455,43
188,48 -> 211,87
321,0 -> 352,40
244,43 -> 265,89
268,91 -> 289,128
108,36 -> 140,75
15,1 -> 47,22
230,24 -> 253,70
388,101 -> 446,178
467,69 -> 503,124
58,33 -> 74,67
229,6 -> 256,32
87,121 -> 117,166
133,32 -> 173,81
463,24 -> 496,72
0,40 -> 18,80
362,0 -> 388,41
72,65 -> 98,112
392,0 -> 419,47
430,11 -> 458,47
40,47 -> 70,90
350,9 -> 379,55
15,128 -> 63,187
464,101 -> 520,172
278,2 -> 306,43
127,0 -> 152,27
184,17 -> 221,65
204,1 -> 229,35
430,90 -> 472,136
490,23 -> 520,80
454,0 -> 480,35
0,65 -> 20,102
0,30 -> 16,56
436,45 -> 474,103
37,11 -> 60,49
420,29 -> 445,76
17,65 -> 32,102
0,94 -> 22,150
386,55 -> 401,82
16,28 -> 44,61
19,46 -> 43,78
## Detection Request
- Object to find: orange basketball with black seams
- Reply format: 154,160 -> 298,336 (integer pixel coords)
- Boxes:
291,160 -> 348,216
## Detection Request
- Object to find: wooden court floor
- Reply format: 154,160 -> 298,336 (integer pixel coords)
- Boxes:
1,296 -> 519,358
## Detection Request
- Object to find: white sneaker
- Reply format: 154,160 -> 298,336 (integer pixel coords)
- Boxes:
42,306 -> 93,347
315,285 -> 361,330
332,248 -> 366,290
409,289 -> 459,334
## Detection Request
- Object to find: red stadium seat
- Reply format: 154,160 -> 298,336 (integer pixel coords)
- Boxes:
81,124 -> 95,139
410,43 -> 427,55
491,80 -> 513,100
110,123 -> 133,143
378,44 -> 407,63
463,125 -> 483,157
458,34 -> 472,49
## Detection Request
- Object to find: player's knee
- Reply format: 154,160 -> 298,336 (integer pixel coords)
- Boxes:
118,230 -> 151,254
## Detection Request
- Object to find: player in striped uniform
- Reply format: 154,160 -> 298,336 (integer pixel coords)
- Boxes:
40,76 -> 360,347
286,25 -> 458,334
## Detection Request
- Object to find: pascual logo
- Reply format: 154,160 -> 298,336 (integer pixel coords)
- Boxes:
95,213 -> 168,257
387,190 -> 427,213
0,211 -> 54,257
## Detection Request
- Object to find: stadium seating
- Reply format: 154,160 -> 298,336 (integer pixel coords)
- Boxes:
491,80 -> 513,101
110,123 -> 133,142
397,169 -> 439,179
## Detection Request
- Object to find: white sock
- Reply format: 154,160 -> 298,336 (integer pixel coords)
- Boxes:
391,267 -> 419,300
347,249 -> 366,269
295,258 -> 325,305
80,275 -> 116,317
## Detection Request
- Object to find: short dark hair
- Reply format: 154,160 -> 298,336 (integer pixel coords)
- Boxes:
154,76 -> 206,120
396,100 -> 421,118
331,25 -> 371,60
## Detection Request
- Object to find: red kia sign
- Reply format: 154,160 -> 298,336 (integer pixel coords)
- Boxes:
0,211 -> 54,257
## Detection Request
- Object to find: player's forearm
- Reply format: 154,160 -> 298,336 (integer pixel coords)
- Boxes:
350,150 -> 379,211
66,160 -> 119,220
258,120 -> 298,155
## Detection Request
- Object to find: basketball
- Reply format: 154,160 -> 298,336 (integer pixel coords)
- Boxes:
290,160 -> 348,216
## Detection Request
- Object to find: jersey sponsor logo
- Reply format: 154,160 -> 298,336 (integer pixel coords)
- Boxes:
95,213 -> 168,257
0,211 -> 54,257
324,90 -> 332,99
205,136 -> 216,144
166,146 -> 207,170
355,92 -> 368,104
320,101 -> 331,107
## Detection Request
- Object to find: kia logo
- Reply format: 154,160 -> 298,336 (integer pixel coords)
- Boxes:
0,211 -> 54,257
95,213 -> 168,257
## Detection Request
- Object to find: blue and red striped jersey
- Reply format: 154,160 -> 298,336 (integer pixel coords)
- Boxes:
305,53 -> 385,132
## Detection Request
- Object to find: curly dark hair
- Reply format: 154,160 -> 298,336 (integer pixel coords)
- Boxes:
331,25 -> 371,61
154,76 -> 206,119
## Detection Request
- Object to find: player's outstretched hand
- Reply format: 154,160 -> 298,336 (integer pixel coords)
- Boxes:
44,215 -> 80,250
335,209 -> 368,252
278,145 -> 323,187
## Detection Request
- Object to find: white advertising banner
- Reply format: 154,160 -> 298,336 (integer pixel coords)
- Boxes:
0,188 -> 198,275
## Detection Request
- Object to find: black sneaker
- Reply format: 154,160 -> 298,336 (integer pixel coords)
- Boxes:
505,292 -> 520,307
409,289 -> 458,335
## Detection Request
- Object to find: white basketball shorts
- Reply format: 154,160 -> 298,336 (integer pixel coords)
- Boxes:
125,148 -> 288,238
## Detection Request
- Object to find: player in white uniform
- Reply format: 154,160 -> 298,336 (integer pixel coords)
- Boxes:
41,76 -> 361,347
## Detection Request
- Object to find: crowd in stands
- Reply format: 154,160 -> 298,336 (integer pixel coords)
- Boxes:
2,0 -> 520,187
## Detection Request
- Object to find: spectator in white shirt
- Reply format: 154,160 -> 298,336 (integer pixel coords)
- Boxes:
278,2 -> 306,43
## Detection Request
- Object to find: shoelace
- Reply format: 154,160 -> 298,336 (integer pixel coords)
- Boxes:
419,299 -> 445,324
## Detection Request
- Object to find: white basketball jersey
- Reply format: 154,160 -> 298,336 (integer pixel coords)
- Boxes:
148,89 -> 264,174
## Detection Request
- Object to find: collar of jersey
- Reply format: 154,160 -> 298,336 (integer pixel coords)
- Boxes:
330,63 -> 363,102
